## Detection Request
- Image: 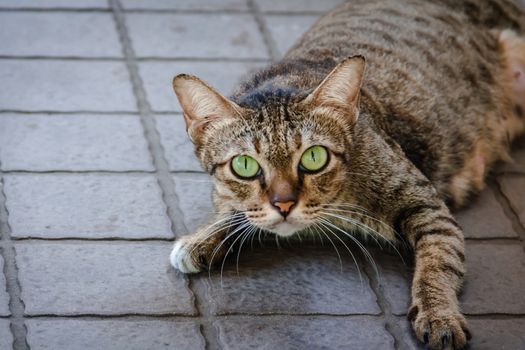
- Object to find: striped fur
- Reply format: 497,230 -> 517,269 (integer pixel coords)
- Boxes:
171,1 -> 525,349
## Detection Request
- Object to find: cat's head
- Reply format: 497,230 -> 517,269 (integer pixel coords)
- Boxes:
173,56 -> 365,237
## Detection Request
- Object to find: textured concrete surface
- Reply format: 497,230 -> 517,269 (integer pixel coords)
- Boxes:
26,319 -> 205,350
0,319 -> 14,350
15,242 -> 195,315
0,0 -> 524,349
4,174 -> 172,239
0,114 -> 153,171
0,256 -> 9,316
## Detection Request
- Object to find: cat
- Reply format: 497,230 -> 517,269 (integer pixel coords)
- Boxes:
169,0 -> 525,349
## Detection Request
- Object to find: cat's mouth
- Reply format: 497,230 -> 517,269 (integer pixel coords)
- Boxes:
267,219 -> 305,237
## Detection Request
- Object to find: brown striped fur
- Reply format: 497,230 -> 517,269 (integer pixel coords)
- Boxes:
170,1 -> 525,349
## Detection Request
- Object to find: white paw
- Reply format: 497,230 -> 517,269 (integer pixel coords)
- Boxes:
170,240 -> 201,274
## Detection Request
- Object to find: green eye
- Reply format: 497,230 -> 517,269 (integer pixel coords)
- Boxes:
300,145 -> 329,172
231,155 -> 260,178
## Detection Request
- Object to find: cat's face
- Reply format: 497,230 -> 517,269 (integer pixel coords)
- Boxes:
173,56 -> 365,237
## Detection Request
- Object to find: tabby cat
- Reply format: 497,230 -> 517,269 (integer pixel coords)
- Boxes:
169,0 -> 525,348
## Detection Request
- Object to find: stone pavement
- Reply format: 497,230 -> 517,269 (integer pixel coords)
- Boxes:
0,0 -> 524,349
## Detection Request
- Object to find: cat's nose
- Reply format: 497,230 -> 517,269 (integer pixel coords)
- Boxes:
268,174 -> 298,218
272,200 -> 296,217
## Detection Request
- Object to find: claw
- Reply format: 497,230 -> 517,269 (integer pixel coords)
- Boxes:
424,331 -> 430,344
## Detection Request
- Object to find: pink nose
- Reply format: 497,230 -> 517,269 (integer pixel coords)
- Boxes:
273,200 -> 296,217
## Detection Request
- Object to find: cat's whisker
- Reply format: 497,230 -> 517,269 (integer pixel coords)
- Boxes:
188,214 -> 246,256
319,218 -> 380,281
322,207 -> 409,254
312,221 -> 343,272
236,224 -> 258,276
321,211 -> 406,265
322,211 -> 385,250
218,221 -> 253,288
208,220 -> 250,280
317,220 -> 363,284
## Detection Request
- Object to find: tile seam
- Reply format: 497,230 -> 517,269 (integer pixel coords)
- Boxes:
0,171 -> 29,350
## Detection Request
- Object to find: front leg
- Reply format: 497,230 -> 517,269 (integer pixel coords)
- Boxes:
397,201 -> 470,349
170,213 -> 239,273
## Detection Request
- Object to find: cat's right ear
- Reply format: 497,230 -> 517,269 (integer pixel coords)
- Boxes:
173,74 -> 244,144
302,55 -> 365,123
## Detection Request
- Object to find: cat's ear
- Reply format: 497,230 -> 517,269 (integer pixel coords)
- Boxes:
303,55 -> 365,122
173,74 -> 244,144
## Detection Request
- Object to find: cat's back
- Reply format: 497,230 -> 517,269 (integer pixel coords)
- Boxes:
280,0 -> 525,203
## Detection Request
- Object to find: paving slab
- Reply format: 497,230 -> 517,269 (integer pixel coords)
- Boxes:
121,0 -> 248,11
374,242 -> 525,316
201,245 -> 380,315
0,0 -> 107,9
127,13 -> 267,59
156,115 -> 202,172
0,114 -> 153,171
217,316 -> 393,350
26,319 -> 204,350
373,251 -> 411,316
4,174 -> 172,239
0,255 -> 10,316
0,319 -> 13,350
454,186 -> 517,239
498,175 -> 525,228
498,137 -> 525,173
397,316 -> 525,350
0,60 -> 136,112
255,0 -> 344,13
157,106 -> 406,174
460,242 -> 525,314
0,13 -> 121,57
264,15 -> 319,57
139,61 -> 265,112
172,173 -> 214,233
16,241 -> 195,315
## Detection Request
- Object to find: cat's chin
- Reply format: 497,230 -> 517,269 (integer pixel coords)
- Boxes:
270,221 -> 302,237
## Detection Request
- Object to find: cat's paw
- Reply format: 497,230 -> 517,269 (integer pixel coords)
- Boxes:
170,238 -> 202,274
408,304 -> 471,350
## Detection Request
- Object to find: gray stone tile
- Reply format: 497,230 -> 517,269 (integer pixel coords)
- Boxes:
255,0 -> 343,13
127,13 -> 267,59
122,0 -> 248,11
264,15 -> 319,57
202,245 -> 380,315
397,317 -> 525,350
461,243 -> 525,314
139,61 -> 264,112
498,137 -> 525,173
0,60 -> 136,112
0,319 -> 13,350
0,114 -> 153,171
498,175 -> 525,228
0,0 -> 107,9
0,13 -> 121,57
16,241 -> 195,315
172,173 -> 214,233
396,317 -> 422,350
376,242 -> 525,316
467,318 -> 525,350
156,115 -> 202,172
0,255 -> 10,316
455,186 -> 517,239
4,174 -> 172,239
26,319 -> 205,350
374,252 -> 411,316
217,316 -> 393,350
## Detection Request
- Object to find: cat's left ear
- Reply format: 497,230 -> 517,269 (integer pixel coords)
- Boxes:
302,55 -> 365,122
173,74 -> 245,144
